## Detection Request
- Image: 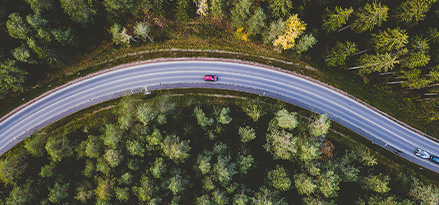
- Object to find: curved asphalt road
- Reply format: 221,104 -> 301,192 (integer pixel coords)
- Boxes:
1,58 -> 438,173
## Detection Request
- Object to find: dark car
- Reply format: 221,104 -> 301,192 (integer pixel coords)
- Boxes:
204,75 -> 217,81
431,156 -> 439,164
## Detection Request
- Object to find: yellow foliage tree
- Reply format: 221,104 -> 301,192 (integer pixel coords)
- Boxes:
273,14 -> 306,50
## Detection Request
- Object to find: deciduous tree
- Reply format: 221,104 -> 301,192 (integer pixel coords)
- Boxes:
294,173 -> 316,196
12,45 -> 37,64
262,18 -> 285,45
47,181 -> 70,203
194,106 -> 214,128
217,107 -> 232,124
295,34 -> 317,54
110,23 -> 131,47
24,133 -> 46,157
168,173 -> 189,195
268,165 -> 291,191
5,179 -> 36,204
273,14 -> 306,50
161,135 -> 191,163
104,149 -> 123,167
265,129 -> 298,160
25,0 -> 53,13
361,174 -> 391,193
95,177 -> 114,201
275,108 -> 298,130
45,135 -> 73,162
309,114 -> 331,137
0,149 -> 28,185
409,180 -> 439,204
248,7 -> 266,35
134,22 -> 154,43
7,13 -> 30,40
317,170 -> 341,198
150,157 -> 167,178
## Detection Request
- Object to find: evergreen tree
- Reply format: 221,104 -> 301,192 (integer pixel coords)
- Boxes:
161,135 -> 191,163
25,0 -> 53,13
247,7 -> 266,35
322,7 -> 354,32
231,0 -> 253,27
326,41 -> 358,67
265,129 -> 298,160
24,133 -> 47,157
317,170 -> 341,198
361,174 -> 391,193
45,135 -> 73,162
60,0 -> 95,25
395,0 -> 435,26
357,53 -> 400,74
263,18 -> 285,45
268,0 -> 293,19
6,13 -> 30,40
47,181 -> 70,203
5,179 -> 36,204
238,126 -> 256,143
275,108 -> 298,130
352,2 -> 389,33
309,113 -> 331,137
371,28 -> 409,52
295,34 -> 318,54
294,173 -> 317,196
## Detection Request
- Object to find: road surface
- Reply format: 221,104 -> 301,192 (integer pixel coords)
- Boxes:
1,58 -> 438,173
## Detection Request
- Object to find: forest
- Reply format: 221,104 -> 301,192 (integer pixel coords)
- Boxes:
1,93 -> 438,204
0,0 -> 439,136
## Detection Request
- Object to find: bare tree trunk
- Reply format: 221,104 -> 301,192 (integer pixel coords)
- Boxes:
387,81 -> 405,84
380,72 -> 393,76
424,93 -> 438,96
146,33 -> 155,43
337,24 -> 351,32
347,66 -> 361,70
351,49 -> 370,56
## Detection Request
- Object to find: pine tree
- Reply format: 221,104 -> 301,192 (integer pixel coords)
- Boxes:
352,2 -> 389,33
326,41 -> 358,67
357,53 -> 400,74
322,7 -> 354,32
371,28 -> 409,52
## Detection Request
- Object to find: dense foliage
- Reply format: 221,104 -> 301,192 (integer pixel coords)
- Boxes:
1,95 -> 438,204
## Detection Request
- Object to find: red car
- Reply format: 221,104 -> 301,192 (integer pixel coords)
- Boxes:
204,75 -> 218,81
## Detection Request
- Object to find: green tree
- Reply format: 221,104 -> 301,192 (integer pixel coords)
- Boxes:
352,2 -> 389,33
84,135 -> 103,158
357,53 -> 400,74
371,28 -> 409,52
194,106 -> 214,128
268,165 -> 291,191
265,129 -> 298,160
238,154 -> 254,174
47,181 -> 70,203
5,179 -> 36,204
242,98 -> 265,122
12,45 -> 36,64
203,176 -> 215,191
217,107 -> 232,124
126,139 -> 144,157
104,149 -> 123,168
238,126 -> 256,143
6,13 -> 30,40
134,22 -> 154,43
0,59 -> 27,94
294,173 -> 316,196
231,0 -> 253,27
298,140 -> 321,162
409,180 -> 439,204
401,52 -> 430,69
75,181 -> 93,203
115,187 -> 129,202
136,102 -> 157,126
96,157 -> 111,176
400,69 -> 430,88
248,7 -> 266,35
60,0 -> 95,24
0,150 -> 28,185
196,154 -> 212,175
210,0 -> 225,20
102,123 -> 122,149
268,0 -> 293,19
95,177 -> 114,201
119,172 -> 133,185
357,147 -> 378,167
24,133 -> 47,157
176,0 -> 190,21
26,13 -> 48,28
161,135 -> 191,163
233,191 -> 249,205
317,170 -> 341,198
295,34 -> 318,54
25,0 -> 53,13
274,14 -> 307,50
82,159 -> 95,178
275,108 -> 298,130
213,189 -> 229,204
395,0 -> 435,26
168,173 -> 189,195
45,135 -> 73,162
322,7 -> 354,32
52,28 -> 75,46
361,174 -> 391,193
150,157 -> 167,178
309,114 -> 331,137
103,0 -> 135,15
213,155 -> 237,186
40,161 -> 56,178
132,175 -> 156,202
263,18 -> 285,45
326,41 -> 358,67
110,23 -> 131,47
